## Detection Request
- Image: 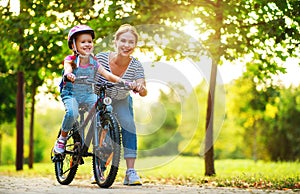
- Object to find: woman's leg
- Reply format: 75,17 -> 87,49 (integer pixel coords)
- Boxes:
112,96 -> 142,185
113,96 -> 137,160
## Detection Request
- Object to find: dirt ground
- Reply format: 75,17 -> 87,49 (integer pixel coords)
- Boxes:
0,175 -> 295,194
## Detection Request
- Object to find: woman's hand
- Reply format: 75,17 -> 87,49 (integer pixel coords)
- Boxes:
132,80 -> 147,97
128,80 -> 137,90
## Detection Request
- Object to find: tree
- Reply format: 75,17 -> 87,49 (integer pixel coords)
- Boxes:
132,0 -> 300,175
0,0 -> 91,169
2,0 -> 299,173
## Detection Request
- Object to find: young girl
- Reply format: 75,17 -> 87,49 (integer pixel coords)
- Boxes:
54,24 -> 127,154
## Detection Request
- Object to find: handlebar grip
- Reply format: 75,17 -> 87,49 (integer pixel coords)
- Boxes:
63,74 -> 73,83
120,81 -> 135,90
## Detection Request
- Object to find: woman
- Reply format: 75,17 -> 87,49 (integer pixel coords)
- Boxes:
95,24 -> 147,185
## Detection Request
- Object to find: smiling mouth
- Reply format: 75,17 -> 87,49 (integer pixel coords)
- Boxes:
82,48 -> 93,54
122,49 -> 131,53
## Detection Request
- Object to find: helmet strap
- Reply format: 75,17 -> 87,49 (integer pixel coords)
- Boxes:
72,39 -> 80,67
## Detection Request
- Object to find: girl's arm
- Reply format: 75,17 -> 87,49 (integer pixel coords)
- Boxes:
64,60 -> 76,82
97,65 -> 123,83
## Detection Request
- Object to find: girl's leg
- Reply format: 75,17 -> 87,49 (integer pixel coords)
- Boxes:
54,96 -> 79,154
61,96 -> 79,135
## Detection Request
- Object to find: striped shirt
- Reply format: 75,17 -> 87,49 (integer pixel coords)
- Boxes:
95,52 -> 145,100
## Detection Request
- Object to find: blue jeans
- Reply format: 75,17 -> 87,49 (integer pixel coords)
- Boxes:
112,96 -> 137,159
60,87 -> 97,132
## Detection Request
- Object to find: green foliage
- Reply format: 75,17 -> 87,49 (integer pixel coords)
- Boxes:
30,107 -> 64,162
178,81 -> 207,156
1,135 -> 15,165
0,74 -> 16,126
214,118 -> 246,159
0,105 -> 64,164
262,87 -> 300,161
0,122 -> 16,165
30,122 -> 49,163
227,72 -> 300,161
138,86 -> 183,157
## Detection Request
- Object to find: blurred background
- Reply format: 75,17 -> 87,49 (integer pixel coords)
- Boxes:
0,0 -> 299,173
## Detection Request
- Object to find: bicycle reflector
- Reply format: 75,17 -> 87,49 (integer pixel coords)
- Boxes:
103,97 -> 112,105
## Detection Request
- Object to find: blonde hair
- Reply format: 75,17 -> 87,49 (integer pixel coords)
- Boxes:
114,24 -> 139,43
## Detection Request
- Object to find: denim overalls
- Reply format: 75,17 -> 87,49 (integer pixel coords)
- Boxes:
60,56 -> 98,132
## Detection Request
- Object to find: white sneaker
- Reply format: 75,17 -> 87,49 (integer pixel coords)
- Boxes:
54,139 -> 66,154
90,176 -> 96,184
123,169 -> 142,185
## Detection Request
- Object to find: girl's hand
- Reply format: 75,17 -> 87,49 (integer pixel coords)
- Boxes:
64,73 -> 76,83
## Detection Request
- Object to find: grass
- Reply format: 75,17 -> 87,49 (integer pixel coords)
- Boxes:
0,156 -> 299,191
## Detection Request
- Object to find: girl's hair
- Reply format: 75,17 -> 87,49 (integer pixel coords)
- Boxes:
114,24 -> 139,43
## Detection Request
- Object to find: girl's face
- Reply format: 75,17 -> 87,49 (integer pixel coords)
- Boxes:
74,33 -> 93,55
115,31 -> 136,57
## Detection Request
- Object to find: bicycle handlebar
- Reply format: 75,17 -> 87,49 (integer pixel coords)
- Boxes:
64,75 -> 133,90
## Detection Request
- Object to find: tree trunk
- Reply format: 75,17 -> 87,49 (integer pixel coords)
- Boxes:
204,61 -> 217,176
204,0 -> 223,176
28,79 -> 37,168
16,71 -> 25,171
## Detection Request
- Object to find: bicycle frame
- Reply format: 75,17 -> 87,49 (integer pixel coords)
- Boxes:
67,83 -> 114,158
52,80 -> 129,187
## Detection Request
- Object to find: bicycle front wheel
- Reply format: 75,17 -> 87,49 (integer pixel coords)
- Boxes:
93,113 -> 121,188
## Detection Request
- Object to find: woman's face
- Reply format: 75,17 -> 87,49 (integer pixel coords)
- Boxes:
115,31 -> 136,57
74,33 -> 93,55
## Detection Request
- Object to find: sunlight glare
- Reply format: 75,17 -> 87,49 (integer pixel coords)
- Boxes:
182,20 -> 200,39
10,0 -> 20,15
0,0 -> 20,15
0,0 -> 8,6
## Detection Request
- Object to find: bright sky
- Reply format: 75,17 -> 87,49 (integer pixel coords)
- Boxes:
274,58 -> 300,87
182,20 -> 300,88
136,51 -> 300,103
219,57 -> 300,87
0,0 -> 20,14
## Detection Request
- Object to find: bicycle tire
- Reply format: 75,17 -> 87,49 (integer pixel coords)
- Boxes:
54,128 -> 81,185
93,113 -> 121,188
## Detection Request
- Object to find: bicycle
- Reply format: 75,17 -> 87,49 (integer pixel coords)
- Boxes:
51,77 -> 132,188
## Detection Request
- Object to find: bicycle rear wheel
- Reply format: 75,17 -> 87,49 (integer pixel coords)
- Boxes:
53,128 -> 81,185
93,113 -> 121,188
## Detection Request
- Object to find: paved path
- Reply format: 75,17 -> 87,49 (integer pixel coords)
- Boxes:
0,175 -> 293,194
